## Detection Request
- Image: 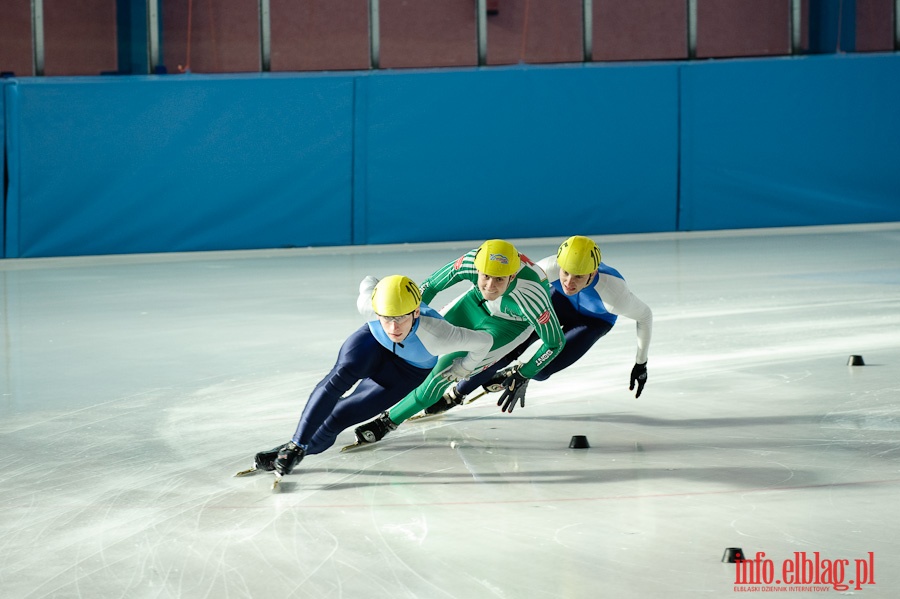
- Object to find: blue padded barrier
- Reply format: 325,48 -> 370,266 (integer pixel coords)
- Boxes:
3,54 -> 899,259
357,63 -> 680,245
679,54 -> 900,231
5,74 -> 355,258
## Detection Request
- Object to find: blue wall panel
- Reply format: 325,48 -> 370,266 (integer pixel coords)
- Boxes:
3,54 -> 899,259
6,74 -> 355,258
680,54 -> 900,231
357,64 -> 680,245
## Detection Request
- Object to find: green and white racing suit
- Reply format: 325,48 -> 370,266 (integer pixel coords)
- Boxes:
387,248 -> 566,423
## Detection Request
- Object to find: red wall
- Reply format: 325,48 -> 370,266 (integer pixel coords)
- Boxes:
1,0 -> 117,76
0,0 -> 895,76
380,0 -> 477,68
593,0 -> 687,61
487,0 -> 583,65
271,0 -> 370,72
697,0 -> 791,58
1,2 -> 32,75
162,0 -> 260,74
856,0 -> 896,51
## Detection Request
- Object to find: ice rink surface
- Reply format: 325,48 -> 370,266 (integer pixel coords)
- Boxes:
2,223 -> 899,598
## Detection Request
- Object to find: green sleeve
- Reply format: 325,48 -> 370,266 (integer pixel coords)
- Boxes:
420,249 -> 479,305
508,272 -> 566,379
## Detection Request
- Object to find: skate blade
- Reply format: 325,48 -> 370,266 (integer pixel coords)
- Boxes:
410,390 -> 488,421
340,441 -> 374,452
466,389 -> 488,404
409,411 -> 445,421
234,466 -> 259,477
271,473 -> 283,492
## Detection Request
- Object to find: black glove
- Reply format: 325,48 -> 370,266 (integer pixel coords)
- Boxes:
497,371 -> 529,413
629,362 -> 647,398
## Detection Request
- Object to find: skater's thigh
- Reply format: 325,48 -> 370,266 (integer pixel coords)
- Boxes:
345,360 -> 431,414
335,325 -> 391,377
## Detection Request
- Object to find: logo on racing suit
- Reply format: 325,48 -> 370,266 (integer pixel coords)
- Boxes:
535,348 -> 554,367
454,256 -> 465,269
537,310 -> 551,324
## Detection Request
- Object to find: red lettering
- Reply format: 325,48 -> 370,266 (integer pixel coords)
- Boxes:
854,552 -> 875,590
782,557 -> 795,584
761,557 -> 774,584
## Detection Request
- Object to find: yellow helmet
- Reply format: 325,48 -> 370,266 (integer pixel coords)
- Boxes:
557,235 -> 601,275
371,275 -> 422,317
474,239 -> 520,277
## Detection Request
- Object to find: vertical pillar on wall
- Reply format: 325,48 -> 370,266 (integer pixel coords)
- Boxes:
582,0 -> 593,62
809,0 -> 856,53
118,0 -> 161,74
31,0 -> 45,75
369,0 -> 380,69
687,0 -> 697,59
476,0 -> 487,65
895,0 -> 900,50
790,0 -> 803,54
259,0 -> 271,72
839,0 -> 856,52
147,0 -> 162,72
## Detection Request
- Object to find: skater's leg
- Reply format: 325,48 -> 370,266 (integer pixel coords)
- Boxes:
387,353 -> 460,424
531,293 -> 613,381
291,326 -> 387,448
456,333 -> 536,395
409,287 -> 533,414
305,360 -> 430,454
530,324 -> 607,380
447,312 -> 534,398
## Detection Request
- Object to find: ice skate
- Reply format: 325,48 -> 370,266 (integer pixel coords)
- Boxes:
414,386 -> 465,419
234,442 -> 290,477
274,441 -> 305,476
341,412 -> 397,451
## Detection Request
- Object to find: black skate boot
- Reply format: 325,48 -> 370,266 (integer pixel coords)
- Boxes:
354,412 -> 398,444
424,385 -> 466,415
254,443 -> 291,472
274,441 -> 305,475
482,363 -> 521,393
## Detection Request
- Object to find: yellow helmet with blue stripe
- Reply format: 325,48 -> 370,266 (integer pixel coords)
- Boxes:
474,239 -> 520,277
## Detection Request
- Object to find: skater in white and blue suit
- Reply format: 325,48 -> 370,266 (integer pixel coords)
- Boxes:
251,274 -> 492,476
435,235 -> 653,412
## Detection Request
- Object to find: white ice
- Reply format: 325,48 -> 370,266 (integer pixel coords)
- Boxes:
1,223 -> 899,598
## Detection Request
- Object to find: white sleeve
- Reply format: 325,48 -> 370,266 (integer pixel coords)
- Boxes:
595,275 -> 653,364
357,276 -> 379,320
536,255 -> 560,283
416,316 -> 494,372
